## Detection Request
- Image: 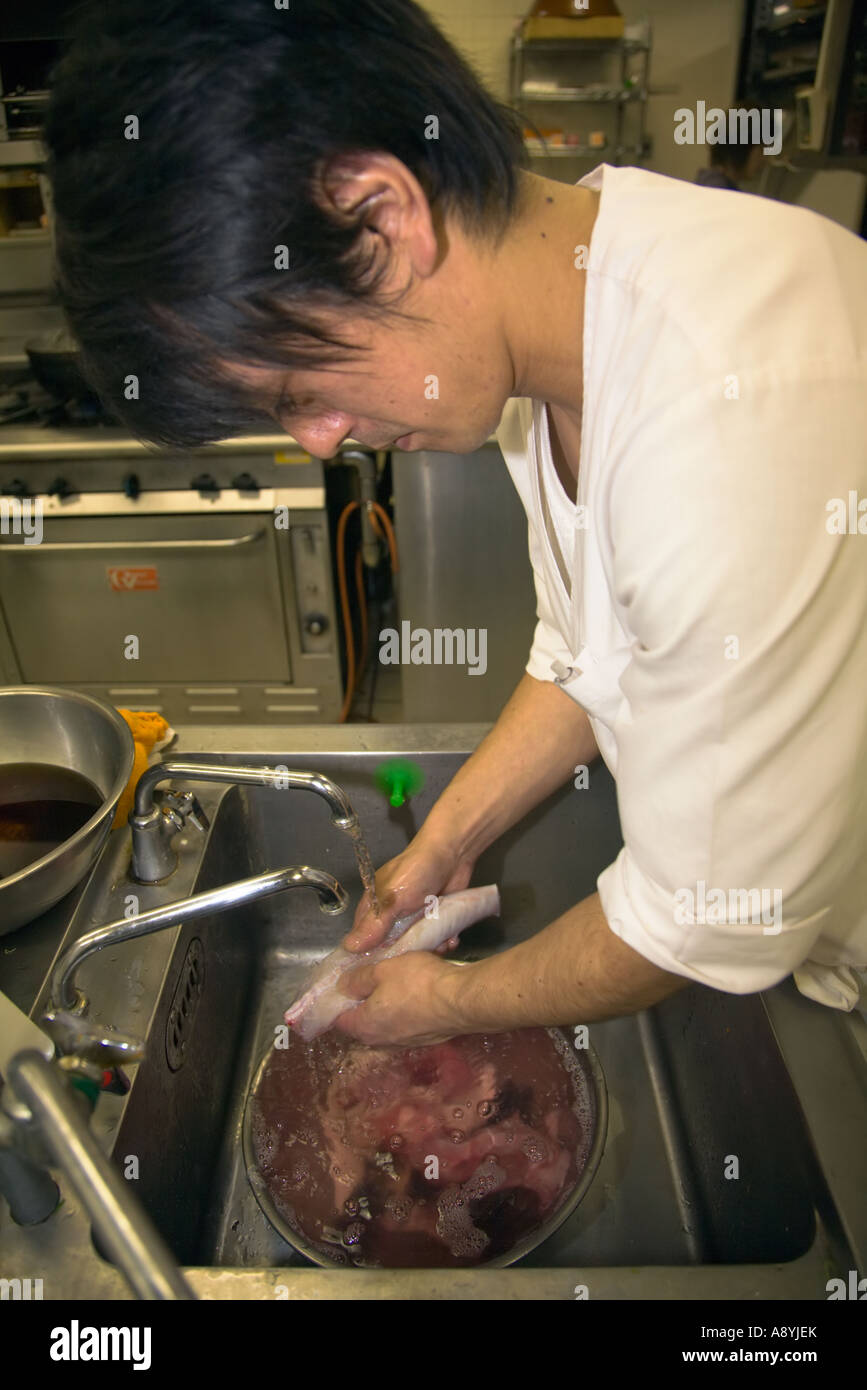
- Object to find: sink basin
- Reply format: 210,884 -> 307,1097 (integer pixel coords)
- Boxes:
100,753 -> 823,1270
11,732 -> 859,1299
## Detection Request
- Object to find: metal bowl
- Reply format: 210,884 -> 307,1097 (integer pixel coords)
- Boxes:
0,686 -> 134,934
243,1027 -> 608,1268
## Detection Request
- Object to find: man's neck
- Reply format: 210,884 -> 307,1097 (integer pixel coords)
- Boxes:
494,171 -> 600,429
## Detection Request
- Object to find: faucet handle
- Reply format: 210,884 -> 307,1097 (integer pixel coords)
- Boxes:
161,790 -> 210,834
130,787 -> 209,884
41,1011 -> 145,1068
185,794 -> 210,833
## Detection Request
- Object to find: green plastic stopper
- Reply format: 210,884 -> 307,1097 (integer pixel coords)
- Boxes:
69,1074 -> 100,1108
375,758 -> 425,808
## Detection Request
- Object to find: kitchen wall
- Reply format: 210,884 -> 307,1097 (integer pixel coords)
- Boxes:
423,0 -> 866,230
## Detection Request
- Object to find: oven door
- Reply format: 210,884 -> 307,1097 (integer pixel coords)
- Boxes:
0,511 -> 293,684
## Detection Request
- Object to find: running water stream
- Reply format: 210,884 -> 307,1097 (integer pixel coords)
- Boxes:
342,816 -> 382,919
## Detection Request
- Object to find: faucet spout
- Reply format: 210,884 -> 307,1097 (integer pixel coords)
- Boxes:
133,761 -> 355,821
130,761 -> 358,882
5,1050 -> 194,1300
51,865 -> 348,1014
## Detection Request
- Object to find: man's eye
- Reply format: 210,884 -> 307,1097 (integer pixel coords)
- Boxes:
278,393 -> 319,419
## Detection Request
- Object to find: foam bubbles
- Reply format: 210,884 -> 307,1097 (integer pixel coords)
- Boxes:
436,1183 -> 490,1259
521,1138 -> 546,1165
342,1220 -> 365,1247
384,1195 -> 413,1223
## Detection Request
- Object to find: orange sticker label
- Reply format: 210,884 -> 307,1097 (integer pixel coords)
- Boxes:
107,566 -> 159,591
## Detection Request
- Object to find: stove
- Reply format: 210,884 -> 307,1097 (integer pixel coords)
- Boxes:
0,381 -> 342,724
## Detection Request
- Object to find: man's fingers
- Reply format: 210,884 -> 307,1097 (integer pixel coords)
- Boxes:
434,936 -> 460,955
332,1003 -> 366,1038
338,962 -> 377,1000
344,888 -> 396,951
343,920 -> 388,952
343,899 -> 387,951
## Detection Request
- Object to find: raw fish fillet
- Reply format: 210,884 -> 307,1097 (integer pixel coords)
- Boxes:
284,884 -> 500,1040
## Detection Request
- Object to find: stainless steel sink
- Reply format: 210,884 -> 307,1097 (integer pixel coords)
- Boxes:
7,728 -> 863,1299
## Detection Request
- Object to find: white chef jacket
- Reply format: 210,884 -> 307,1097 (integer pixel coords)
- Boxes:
496,163 -> 867,1011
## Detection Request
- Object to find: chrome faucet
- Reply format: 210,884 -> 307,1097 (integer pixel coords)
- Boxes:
1,1017 -> 193,1299
129,760 -> 358,882
51,864 -> 348,1014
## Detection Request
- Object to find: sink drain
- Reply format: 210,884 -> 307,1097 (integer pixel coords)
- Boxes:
165,937 -> 205,1071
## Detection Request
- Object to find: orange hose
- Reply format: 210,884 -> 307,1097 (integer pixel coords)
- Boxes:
336,500 -> 360,722
355,545 -> 367,689
336,497 -> 400,722
368,500 -> 399,572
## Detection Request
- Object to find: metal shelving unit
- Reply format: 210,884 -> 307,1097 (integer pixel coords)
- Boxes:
509,26 -> 653,170
735,0 -> 865,168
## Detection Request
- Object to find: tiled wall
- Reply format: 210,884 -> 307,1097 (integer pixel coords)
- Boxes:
424,1 -> 526,100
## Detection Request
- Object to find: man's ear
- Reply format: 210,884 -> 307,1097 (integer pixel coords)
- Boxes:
313,151 -> 440,278
315,151 -> 391,221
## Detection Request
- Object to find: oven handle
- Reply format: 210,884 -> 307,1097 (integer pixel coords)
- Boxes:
0,530 -> 265,553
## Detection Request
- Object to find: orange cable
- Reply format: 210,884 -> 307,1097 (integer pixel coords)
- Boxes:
368,500 -> 399,572
336,500 -> 360,722
355,545 -> 368,691
336,498 -> 400,723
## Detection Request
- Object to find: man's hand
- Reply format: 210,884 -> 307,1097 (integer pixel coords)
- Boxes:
336,892 -> 686,1046
343,834 -> 475,953
345,673 -> 600,958
333,952 -> 465,1047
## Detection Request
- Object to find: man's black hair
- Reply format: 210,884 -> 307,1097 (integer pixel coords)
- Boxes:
44,0 -> 526,448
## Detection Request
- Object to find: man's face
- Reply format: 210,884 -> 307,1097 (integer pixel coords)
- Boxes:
221,151 -> 517,457
225,300 -> 510,457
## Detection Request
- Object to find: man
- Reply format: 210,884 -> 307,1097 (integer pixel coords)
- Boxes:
45,0 -> 867,1046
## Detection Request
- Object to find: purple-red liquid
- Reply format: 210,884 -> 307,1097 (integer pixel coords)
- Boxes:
249,1028 -> 594,1268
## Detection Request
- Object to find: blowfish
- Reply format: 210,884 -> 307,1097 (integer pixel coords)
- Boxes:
284,884 -> 500,1041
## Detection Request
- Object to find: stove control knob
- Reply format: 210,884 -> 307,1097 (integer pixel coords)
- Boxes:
48,476 -> 73,500
232,472 -> 259,493
304,613 -> 329,637
123,472 -> 141,500
3,478 -> 29,499
190,472 -> 220,498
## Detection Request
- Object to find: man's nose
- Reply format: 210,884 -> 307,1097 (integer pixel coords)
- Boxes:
282,416 -> 354,455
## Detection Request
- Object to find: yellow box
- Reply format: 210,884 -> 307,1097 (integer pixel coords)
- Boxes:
523,16 -> 625,40
273,450 -> 311,465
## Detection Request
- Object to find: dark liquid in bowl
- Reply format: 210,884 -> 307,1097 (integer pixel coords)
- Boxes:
249,1027 -> 595,1268
0,762 -> 103,878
